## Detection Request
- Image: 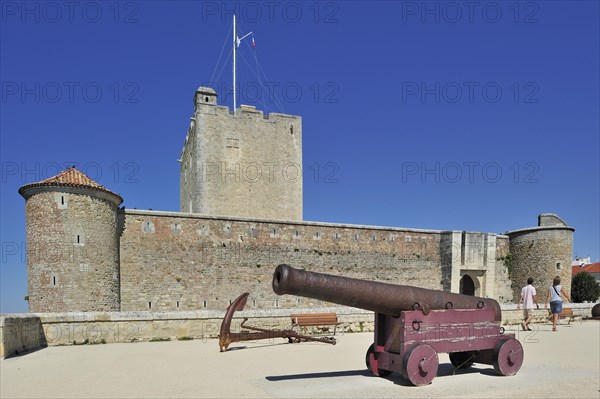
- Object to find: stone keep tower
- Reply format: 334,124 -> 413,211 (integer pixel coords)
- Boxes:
180,87 -> 303,221
506,214 -> 574,303
19,168 -> 123,312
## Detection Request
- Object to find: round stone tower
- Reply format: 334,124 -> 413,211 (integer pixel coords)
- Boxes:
506,214 -> 574,304
19,167 -> 123,312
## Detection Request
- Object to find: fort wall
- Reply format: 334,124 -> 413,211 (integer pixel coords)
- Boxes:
120,210 -> 447,312
16,86 -> 574,316
10,82 -> 579,359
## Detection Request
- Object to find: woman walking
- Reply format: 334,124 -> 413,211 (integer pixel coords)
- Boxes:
545,276 -> 571,332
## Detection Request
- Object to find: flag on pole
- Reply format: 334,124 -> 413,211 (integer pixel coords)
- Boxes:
236,36 -> 241,48
251,36 -> 256,49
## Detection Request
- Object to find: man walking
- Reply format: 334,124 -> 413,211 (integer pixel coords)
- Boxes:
517,277 -> 539,331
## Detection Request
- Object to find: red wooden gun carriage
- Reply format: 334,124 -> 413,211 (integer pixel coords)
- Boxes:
273,264 -> 523,386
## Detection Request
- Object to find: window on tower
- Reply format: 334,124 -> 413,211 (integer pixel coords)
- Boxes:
225,138 -> 240,158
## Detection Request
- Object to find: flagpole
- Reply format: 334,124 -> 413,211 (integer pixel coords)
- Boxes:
232,14 -> 252,114
233,13 -> 237,114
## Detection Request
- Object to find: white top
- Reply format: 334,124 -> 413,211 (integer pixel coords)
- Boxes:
549,285 -> 563,302
521,285 -> 537,309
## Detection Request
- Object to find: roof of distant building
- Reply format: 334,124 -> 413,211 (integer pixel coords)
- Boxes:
572,262 -> 600,275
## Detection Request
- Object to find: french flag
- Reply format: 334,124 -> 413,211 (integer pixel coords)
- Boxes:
252,36 -> 256,49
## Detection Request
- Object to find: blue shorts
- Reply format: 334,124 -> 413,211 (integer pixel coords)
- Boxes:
550,301 -> 563,314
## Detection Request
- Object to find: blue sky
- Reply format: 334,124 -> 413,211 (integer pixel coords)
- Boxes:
1,1 -> 598,313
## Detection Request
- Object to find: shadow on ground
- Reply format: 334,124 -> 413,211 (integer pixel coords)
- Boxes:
265,362 -> 504,386
266,369 -> 371,381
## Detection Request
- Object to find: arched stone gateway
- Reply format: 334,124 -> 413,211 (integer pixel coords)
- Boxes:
460,275 -> 475,296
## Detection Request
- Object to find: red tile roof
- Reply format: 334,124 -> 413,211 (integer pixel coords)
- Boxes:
572,262 -> 600,275
19,167 -> 122,203
39,167 -> 105,188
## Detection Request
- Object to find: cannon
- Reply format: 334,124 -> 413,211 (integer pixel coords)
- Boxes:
273,264 -> 523,386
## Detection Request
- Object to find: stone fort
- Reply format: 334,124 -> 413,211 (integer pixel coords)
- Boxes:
19,87 -> 575,314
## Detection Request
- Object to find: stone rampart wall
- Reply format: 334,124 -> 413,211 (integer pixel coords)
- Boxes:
120,210 -> 444,312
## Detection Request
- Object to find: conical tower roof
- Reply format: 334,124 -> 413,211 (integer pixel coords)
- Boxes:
19,167 -> 123,205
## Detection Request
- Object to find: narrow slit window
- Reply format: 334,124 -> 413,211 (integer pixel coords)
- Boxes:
176,301 -> 180,308
52,276 -> 56,286
203,300 -> 207,308
148,302 -> 152,310
556,262 -> 561,270
76,235 -> 80,244
61,196 -> 64,205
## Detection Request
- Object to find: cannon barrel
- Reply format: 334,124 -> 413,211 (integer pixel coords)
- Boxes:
273,264 -> 501,320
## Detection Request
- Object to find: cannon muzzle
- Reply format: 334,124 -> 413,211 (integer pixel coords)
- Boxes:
273,264 -> 501,320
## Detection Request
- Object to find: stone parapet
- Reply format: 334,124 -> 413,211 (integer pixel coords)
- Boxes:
2,302 -> 596,358
0,315 -> 46,358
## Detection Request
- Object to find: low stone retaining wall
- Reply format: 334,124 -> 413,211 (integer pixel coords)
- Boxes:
0,307 -> 373,358
500,303 -> 593,325
1,303 -> 596,358
0,316 -> 47,358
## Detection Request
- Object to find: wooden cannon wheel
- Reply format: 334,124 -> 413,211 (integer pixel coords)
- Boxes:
402,344 -> 439,386
493,338 -> 524,376
449,351 -> 476,369
365,343 -> 392,377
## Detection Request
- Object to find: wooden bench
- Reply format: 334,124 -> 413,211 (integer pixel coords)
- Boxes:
547,308 -> 575,324
290,313 -> 342,335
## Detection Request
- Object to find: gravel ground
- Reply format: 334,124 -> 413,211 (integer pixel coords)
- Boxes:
1,321 -> 598,398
